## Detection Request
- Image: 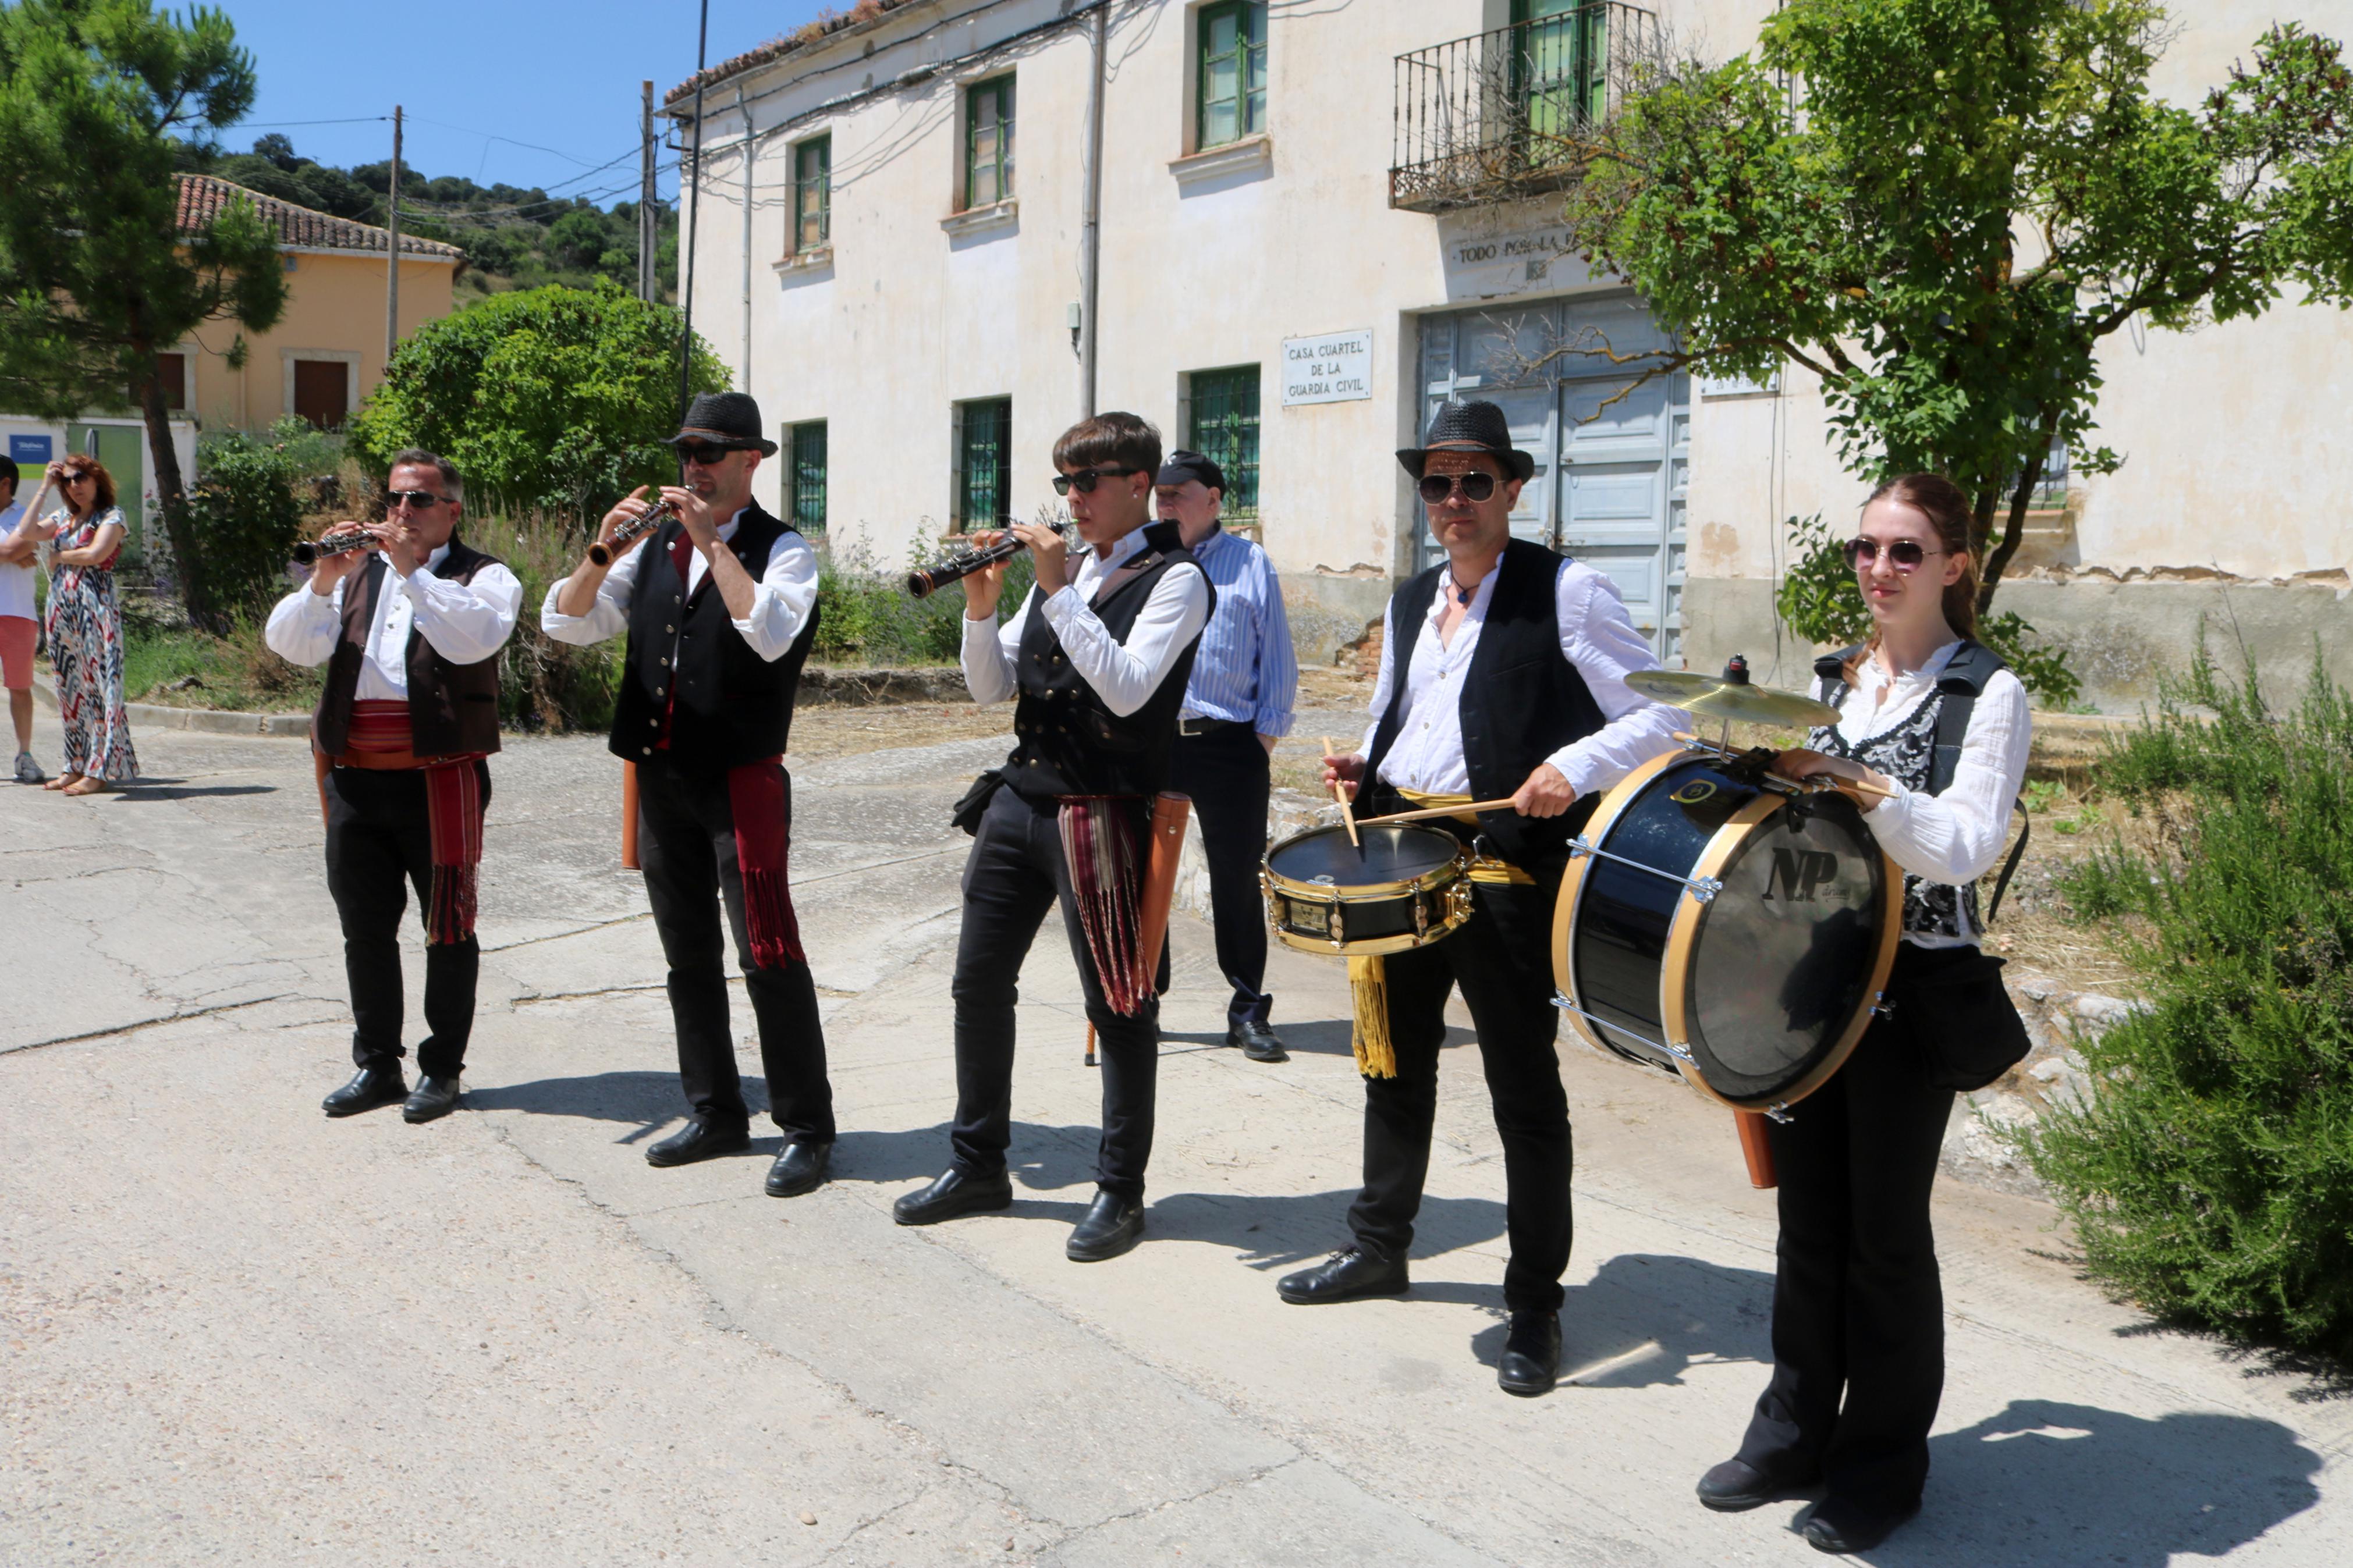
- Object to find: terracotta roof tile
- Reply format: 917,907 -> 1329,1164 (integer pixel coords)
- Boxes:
665,0 -> 921,107
173,173 -> 465,260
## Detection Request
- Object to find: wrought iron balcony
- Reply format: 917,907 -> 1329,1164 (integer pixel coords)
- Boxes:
1390,4 -> 1659,215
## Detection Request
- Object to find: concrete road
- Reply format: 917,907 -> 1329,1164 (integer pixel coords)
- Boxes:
3,708 -> 2347,1567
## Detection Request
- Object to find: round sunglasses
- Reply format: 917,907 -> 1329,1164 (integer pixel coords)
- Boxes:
1843,538 -> 1947,571
1417,471 -> 1499,504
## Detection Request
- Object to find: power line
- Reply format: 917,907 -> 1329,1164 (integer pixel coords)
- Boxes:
235,116 -> 391,128
404,115 -> 637,170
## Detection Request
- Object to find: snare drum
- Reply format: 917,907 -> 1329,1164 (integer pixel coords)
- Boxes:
1261,823 -> 1473,957
1552,749 -> 1901,1114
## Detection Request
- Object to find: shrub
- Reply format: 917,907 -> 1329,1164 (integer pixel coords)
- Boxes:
350,280 -> 727,522
2025,648 -> 2353,1359
811,534 -> 1035,667
187,421 -> 314,616
484,511 -> 623,732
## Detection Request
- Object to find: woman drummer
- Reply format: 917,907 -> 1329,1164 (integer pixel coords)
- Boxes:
1695,473 -> 2031,1553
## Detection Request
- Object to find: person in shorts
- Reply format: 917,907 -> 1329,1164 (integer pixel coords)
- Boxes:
0,457 -> 46,784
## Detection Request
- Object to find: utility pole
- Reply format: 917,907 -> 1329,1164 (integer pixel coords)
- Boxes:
638,81 -> 656,302
385,105 -> 403,364
1078,9 -> 1106,418
737,86 -> 753,390
678,0 -> 710,419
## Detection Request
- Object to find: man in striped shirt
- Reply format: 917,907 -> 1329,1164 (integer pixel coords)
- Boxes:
1158,451 -> 1298,1062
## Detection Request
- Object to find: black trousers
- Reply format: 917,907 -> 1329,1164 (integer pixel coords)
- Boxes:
1735,965 -> 1958,1512
1347,873 -> 1574,1314
324,762 -> 489,1080
1168,726 -> 1273,1029
636,755 -> 834,1142
949,785 -> 1159,1201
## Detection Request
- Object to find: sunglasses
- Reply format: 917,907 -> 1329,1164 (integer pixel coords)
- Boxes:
1417,471 -> 1499,504
1843,538 -> 1945,571
61,471 -> 97,485
385,489 -> 449,510
1052,465 -> 1144,496
676,442 -> 746,466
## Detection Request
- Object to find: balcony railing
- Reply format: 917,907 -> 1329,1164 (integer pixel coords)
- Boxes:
1390,4 -> 1659,215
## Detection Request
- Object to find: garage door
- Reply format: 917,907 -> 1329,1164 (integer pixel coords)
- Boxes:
1415,291 -> 1690,664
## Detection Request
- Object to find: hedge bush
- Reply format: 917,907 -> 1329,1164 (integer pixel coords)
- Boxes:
2025,649 -> 2353,1359
186,419 -> 321,615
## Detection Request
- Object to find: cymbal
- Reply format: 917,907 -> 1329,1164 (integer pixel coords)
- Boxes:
1624,669 -> 1840,728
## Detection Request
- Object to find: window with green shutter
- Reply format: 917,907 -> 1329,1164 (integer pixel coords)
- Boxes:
955,399 -> 1013,528
965,76 -> 1015,209
1197,2 -> 1267,150
1187,367 -> 1260,521
794,136 -> 831,251
1513,0 -> 1609,162
789,421 -> 828,531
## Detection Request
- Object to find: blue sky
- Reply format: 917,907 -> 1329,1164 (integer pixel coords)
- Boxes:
210,1 -> 835,204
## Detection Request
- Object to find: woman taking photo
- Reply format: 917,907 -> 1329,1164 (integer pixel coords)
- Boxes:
1696,472 -> 2032,1553
28,456 -> 137,794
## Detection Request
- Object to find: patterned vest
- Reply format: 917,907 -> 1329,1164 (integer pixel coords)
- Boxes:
1810,685 -> 1979,941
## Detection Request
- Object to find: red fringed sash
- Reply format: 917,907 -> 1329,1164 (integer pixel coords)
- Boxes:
727,759 -> 805,970
1059,795 -> 1149,1016
346,699 -> 484,946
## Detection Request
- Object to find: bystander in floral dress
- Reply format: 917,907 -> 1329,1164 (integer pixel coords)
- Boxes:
44,505 -> 138,780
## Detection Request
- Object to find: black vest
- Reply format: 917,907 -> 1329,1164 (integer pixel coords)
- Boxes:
608,502 -> 820,773
312,539 -> 505,759
1002,521 -> 1212,803
1364,537 -> 1606,867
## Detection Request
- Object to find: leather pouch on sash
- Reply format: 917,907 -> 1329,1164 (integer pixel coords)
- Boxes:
951,769 -> 1007,836
1888,944 -> 2032,1091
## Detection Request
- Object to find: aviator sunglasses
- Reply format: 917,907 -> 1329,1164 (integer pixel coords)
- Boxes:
1051,465 -> 1145,496
385,489 -> 449,510
1843,537 -> 1946,571
1417,471 -> 1499,504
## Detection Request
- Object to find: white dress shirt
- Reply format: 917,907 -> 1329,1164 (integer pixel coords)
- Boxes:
538,509 -> 818,662
264,542 -> 523,696
1358,554 -> 1683,801
1828,641 -> 2032,905
962,524 -> 1212,717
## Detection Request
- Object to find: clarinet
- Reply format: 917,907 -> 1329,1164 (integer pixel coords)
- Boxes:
905,519 -> 1089,599
587,498 -> 682,568
290,531 -> 375,567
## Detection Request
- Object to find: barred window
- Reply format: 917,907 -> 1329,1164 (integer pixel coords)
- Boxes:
954,399 -> 1013,528
1188,366 -> 1260,521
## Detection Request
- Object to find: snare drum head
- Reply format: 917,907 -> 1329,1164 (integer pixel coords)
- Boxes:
1677,794 -> 1889,1103
1265,822 -> 1461,890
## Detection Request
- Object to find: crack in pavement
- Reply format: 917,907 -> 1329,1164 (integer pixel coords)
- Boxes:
1,993 -> 302,1057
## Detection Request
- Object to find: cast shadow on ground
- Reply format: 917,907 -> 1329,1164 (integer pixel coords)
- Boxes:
1846,1399 -> 2322,1567
108,778 -> 277,801
1159,1019 -> 1479,1060
1144,1185 -> 1507,1274
1470,1251 -> 1777,1391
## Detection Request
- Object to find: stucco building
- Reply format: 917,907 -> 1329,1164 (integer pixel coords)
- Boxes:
666,0 -> 2352,707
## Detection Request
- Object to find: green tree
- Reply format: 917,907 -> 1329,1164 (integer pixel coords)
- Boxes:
0,0 -> 287,632
1563,0 -> 2353,618
350,280 -> 726,521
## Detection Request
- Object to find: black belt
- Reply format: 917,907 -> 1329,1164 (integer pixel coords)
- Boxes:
1177,716 -> 1250,737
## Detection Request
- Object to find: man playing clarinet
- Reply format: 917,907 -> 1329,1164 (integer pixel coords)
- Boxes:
1287,400 -> 1680,1395
541,392 -> 836,1198
265,449 -> 522,1123
895,412 -> 1211,1263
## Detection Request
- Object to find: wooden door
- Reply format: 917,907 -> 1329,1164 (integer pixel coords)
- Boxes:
293,361 -> 349,429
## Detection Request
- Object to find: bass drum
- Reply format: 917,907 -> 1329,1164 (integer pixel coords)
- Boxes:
1552,750 -> 1901,1114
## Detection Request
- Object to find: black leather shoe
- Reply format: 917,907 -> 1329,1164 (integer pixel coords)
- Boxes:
1229,1021 -> 1289,1062
402,1075 -> 462,1123
764,1140 -> 832,1197
1276,1245 -> 1409,1304
893,1167 -> 1014,1225
1066,1190 -> 1145,1261
1801,1496 -> 1918,1554
323,1066 -> 407,1117
1497,1309 -> 1562,1396
1697,1457 -> 1817,1512
644,1119 -> 751,1168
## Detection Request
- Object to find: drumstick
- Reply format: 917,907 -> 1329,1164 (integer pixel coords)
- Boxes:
1321,737 -> 1361,849
1353,797 -> 1520,827
1671,733 -> 1897,801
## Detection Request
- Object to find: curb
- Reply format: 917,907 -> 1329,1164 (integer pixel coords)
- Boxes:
29,674 -> 311,738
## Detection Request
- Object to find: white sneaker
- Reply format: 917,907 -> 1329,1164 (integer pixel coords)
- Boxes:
13,752 -> 44,784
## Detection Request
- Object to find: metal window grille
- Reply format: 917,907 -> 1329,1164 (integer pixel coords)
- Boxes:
955,399 -> 1013,528
790,421 -> 828,530
2029,436 -> 2069,510
1198,1 -> 1268,149
794,136 -> 831,251
1188,367 -> 1261,521
966,77 -> 1016,209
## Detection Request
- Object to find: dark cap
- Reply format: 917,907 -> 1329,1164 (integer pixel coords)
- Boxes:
1156,449 -> 1226,492
1396,399 -> 1535,482
664,391 -> 779,456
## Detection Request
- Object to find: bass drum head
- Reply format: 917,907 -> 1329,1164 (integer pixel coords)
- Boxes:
1265,822 -> 1461,890
1676,794 -> 1891,1104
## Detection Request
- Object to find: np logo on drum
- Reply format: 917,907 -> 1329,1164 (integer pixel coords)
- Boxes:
1762,848 -> 1843,905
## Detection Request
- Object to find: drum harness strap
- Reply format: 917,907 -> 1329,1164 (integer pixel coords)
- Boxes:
1331,790 -> 1541,1083
1813,641 -> 2031,923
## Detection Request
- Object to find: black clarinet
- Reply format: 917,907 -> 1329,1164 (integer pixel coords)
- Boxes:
290,532 -> 375,566
905,519 -> 1089,599
588,497 -> 682,567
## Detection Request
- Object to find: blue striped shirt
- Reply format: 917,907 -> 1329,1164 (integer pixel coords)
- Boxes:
1179,525 -> 1298,738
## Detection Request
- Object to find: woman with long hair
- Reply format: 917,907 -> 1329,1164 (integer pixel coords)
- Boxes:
1695,473 -> 2032,1552
27,455 -> 137,793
